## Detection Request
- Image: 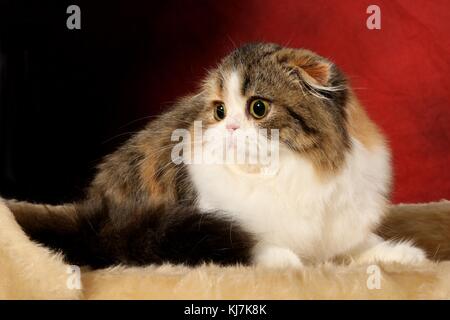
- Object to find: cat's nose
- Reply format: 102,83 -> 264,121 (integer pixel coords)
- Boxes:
226,123 -> 240,131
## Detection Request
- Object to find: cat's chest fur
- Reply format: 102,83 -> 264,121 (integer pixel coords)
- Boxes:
188,139 -> 390,263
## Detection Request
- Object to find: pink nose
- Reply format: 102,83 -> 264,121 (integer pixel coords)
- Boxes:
226,123 -> 240,131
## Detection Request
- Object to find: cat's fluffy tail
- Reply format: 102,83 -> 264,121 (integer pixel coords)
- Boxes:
377,201 -> 450,261
4,199 -> 254,269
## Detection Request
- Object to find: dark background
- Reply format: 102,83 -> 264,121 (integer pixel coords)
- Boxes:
0,0 -> 449,204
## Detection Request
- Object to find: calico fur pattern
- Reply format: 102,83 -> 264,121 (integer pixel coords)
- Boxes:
4,43 -> 445,269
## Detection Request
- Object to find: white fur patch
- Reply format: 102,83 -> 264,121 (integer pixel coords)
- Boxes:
350,234 -> 426,265
225,71 -> 245,115
188,135 -> 392,266
253,244 -> 304,269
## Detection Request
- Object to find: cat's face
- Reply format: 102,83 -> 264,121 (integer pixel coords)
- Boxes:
193,43 -> 351,174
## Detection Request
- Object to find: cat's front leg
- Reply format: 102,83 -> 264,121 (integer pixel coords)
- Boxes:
253,243 -> 303,268
349,233 -> 427,265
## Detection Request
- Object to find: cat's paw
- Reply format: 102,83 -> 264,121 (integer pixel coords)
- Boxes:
253,245 -> 303,269
355,240 -> 427,265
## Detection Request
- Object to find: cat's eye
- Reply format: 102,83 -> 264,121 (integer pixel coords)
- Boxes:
249,99 -> 270,119
214,103 -> 226,121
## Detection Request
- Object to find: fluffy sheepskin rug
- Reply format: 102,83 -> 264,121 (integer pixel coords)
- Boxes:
0,198 -> 449,300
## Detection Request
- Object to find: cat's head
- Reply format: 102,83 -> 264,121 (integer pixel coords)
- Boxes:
189,43 -> 353,174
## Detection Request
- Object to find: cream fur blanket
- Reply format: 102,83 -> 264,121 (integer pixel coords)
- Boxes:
1,198 -> 449,300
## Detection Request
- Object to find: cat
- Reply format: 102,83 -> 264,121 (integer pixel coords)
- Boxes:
4,43 -> 429,269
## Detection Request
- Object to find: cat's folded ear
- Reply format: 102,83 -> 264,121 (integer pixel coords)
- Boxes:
275,48 -> 343,88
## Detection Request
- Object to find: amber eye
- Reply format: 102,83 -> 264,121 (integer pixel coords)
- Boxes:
249,99 -> 270,119
214,103 -> 226,121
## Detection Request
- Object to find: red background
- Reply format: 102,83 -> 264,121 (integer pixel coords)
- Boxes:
137,0 -> 450,204
1,0 -> 448,204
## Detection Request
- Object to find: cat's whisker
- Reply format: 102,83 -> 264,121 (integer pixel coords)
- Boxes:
118,114 -> 165,129
102,131 -> 142,144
